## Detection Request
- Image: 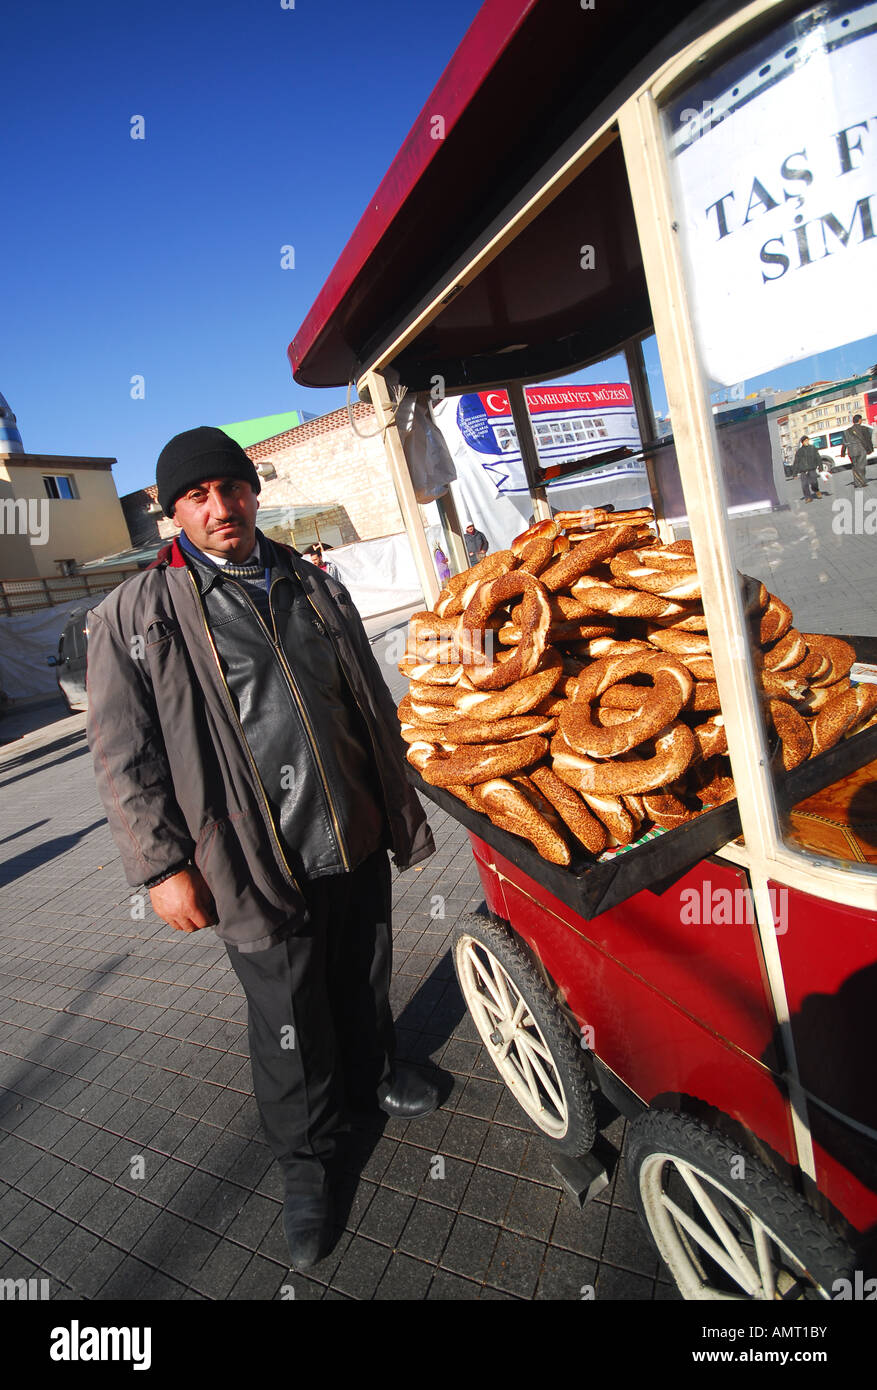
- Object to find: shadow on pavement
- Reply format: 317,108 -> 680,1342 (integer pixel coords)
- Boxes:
0,818 -> 107,888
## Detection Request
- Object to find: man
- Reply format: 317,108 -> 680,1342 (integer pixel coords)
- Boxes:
841,414 -> 873,488
303,541 -> 340,580
464,521 -> 488,565
792,435 -> 824,502
86,426 -> 437,1271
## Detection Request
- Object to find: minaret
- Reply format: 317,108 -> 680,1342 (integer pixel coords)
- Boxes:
0,392 -> 24,453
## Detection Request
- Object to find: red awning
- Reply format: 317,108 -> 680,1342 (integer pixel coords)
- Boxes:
289,0 -> 537,389
290,0 -> 723,391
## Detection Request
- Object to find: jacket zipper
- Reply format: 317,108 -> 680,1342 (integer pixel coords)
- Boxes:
185,569 -> 302,891
299,582 -> 396,841
222,572 -> 351,873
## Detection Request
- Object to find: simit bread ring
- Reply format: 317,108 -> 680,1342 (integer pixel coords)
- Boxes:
406,733 -> 548,787
570,573 -> 692,621
444,783 -> 483,813
398,657 -> 463,685
528,766 -> 607,854
517,537 -> 556,575
688,715 -> 727,760
460,572 -> 551,690
811,684 -> 877,755
497,618 -> 614,645
758,595 -> 793,645
577,791 -> 639,846
552,724 -> 697,796
453,650 -> 562,720
409,682 -> 460,706
801,634 -> 856,685
799,675 -> 850,714
763,628 -> 807,672
560,651 -> 693,758
690,757 -> 736,806
434,549 -> 517,616
511,519 -> 559,554
646,625 -> 711,658
641,788 -> 695,830
553,507 -> 655,529
437,714 -> 557,743
473,778 -> 571,865
769,700 -> 812,771
609,545 -> 701,601
760,666 -> 809,702
539,523 -> 642,593
679,653 -> 716,682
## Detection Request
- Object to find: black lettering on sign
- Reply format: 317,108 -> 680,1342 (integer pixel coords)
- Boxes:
742,177 -> 780,225
760,237 -> 790,281
835,121 -> 871,175
705,191 -> 735,239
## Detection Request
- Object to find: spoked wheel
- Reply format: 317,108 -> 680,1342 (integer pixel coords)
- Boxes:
452,914 -> 596,1155
627,1111 -> 856,1300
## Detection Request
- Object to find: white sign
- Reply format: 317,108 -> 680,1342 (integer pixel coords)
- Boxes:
669,5 -> 877,385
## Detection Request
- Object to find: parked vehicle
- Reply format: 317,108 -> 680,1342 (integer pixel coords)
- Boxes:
48,599 -> 102,711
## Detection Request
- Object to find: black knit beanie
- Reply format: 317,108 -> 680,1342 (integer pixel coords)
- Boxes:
156,426 -> 261,517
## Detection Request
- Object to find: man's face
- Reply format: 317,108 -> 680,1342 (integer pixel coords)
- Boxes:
466,525 -> 475,534
172,478 -> 259,561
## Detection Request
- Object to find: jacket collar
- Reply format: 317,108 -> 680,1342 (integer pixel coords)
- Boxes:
152,530 -> 312,597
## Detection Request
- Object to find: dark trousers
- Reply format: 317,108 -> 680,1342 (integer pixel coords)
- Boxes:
800,470 -> 819,499
226,850 -> 395,1189
848,447 -> 868,487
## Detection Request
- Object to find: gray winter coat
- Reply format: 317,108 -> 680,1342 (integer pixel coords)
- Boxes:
86,538 -> 434,950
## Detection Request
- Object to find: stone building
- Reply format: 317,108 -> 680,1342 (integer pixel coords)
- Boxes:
122,402 -> 404,550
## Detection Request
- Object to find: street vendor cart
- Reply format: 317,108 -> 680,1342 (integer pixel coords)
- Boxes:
289,0 -> 877,1299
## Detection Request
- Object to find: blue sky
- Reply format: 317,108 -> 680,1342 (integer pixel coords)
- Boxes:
4,1 -> 875,504
2,0 -> 482,495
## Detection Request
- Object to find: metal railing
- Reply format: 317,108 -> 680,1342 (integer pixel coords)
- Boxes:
0,568 -> 139,615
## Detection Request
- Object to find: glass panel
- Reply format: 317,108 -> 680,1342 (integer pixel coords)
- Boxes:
432,355 -> 652,553
663,0 -> 877,870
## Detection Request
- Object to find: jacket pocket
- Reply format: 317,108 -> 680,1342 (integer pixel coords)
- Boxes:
145,618 -> 181,645
193,812 -> 301,945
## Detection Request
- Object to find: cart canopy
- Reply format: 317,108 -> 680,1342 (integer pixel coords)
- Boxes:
289,0 -> 723,393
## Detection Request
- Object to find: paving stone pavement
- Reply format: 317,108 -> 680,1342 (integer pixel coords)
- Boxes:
0,658 -> 672,1306
0,485 -> 866,1304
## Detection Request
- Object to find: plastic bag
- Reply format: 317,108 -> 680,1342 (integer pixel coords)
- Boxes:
396,393 -> 457,503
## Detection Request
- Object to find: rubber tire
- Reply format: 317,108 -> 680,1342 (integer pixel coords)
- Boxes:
452,913 -> 596,1156
626,1109 -> 857,1300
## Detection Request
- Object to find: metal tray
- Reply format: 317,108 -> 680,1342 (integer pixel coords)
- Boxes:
408,632 -> 877,921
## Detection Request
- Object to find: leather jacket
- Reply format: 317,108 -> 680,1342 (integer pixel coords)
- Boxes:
184,539 -> 386,880
86,535 -> 434,950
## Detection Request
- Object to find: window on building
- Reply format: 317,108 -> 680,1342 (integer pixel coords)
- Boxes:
43,475 -> 79,500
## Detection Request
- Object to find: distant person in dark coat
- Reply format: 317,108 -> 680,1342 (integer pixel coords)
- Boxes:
793,437 -> 824,502
464,523 -> 488,565
841,415 -> 873,488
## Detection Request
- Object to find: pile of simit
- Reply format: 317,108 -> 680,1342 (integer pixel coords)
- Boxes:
398,509 -> 877,866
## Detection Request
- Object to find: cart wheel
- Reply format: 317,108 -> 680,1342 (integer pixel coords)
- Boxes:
626,1110 -> 857,1300
452,914 -> 596,1155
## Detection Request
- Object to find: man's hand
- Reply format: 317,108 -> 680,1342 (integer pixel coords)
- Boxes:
149,866 -> 218,933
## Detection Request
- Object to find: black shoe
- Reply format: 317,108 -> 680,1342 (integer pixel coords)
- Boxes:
283,1187 -> 335,1270
377,1063 -> 440,1118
